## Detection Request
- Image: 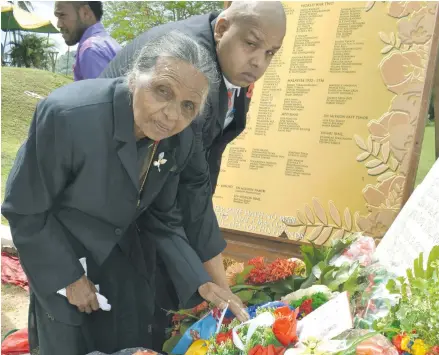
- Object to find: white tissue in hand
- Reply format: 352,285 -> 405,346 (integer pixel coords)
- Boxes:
57,257 -> 112,311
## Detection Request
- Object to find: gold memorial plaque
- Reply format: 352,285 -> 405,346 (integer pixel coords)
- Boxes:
214,1 -> 439,245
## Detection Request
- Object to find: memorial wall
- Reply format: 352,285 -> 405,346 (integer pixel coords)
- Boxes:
214,1 -> 439,246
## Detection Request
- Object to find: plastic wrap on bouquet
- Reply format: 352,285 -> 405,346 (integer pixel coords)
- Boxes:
353,262 -> 399,329
172,301 -> 293,355
329,235 -> 376,268
336,329 -> 399,355
171,312 -> 218,355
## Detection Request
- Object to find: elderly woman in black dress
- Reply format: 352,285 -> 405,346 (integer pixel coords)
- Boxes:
1,30 -> 246,355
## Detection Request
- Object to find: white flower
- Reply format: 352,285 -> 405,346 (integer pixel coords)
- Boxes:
281,285 -> 332,302
153,152 -> 167,172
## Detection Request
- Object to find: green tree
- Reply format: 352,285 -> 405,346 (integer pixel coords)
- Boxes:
8,33 -> 55,69
103,1 -> 223,45
56,50 -> 76,77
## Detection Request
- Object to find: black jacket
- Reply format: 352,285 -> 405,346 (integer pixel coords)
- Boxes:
1,78 -> 211,325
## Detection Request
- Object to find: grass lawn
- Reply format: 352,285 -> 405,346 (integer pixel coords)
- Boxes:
0,67 -> 437,225
1,67 -> 73,224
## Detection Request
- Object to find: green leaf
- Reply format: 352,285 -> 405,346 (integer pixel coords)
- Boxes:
235,290 -> 254,303
427,245 -> 439,279
230,284 -> 265,293
235,265 -> 255,285
162,334 -> 182,354
343,264 -> 361,293
248,291 -> 272,305
325,237 -> 352,262
414,252 -> 424,278
386,279 -> 400,294
180,322 -> 192,335
300,273 -> 317,289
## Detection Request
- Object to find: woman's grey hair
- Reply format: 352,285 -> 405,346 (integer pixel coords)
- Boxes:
127,30 -> 219,112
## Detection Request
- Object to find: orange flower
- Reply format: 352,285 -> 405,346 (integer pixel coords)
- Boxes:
249,344 -> 286,355
272,308 -> 299,346
274,305 -> 292,318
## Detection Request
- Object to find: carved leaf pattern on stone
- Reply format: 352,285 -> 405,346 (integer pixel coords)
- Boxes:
332,229 -> 345,240
297,210 -> 307,225
377,171 -> 396,182
344,208 -> 352,231
305,204 -> 315,224
350,1 -> 435,240
389,157 -> 399,171
367,136 -> 373,153
312,198 -> 327,225
280,2 -> 434,244
357,151 -> 371,162
354,212 -> 361,232
308,225 -> 324,242
365,159 -> 383,169
381,45 -> 393,54
328,201 -> 342,227
382,141 -> 390,163
368,164 -> 389,176
314,227 -> 334,245
354,135 -> 368,151
379,31 -> 391,44
365,1 -> 375,12
298,226 -> 307,238
373,142 -> 381,156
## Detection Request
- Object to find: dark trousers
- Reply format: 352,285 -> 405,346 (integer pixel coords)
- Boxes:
151,260 -> 179,354
28,246 -> 155,355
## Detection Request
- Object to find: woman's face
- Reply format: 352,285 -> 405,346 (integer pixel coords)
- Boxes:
132,57 -> 208,141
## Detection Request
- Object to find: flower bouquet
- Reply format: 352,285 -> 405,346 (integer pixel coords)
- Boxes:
163,234 -> 387,355
371,246 -> 439,355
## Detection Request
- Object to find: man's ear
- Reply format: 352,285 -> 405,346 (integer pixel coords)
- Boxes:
78,4 -> 94,23
214,18 -> 230,43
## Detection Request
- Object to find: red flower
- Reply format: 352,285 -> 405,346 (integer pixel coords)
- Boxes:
246,265 -> 269,284
249,344 -> 286,355
246,83 -> 255,99
248,257 -> 265,267
216,330 -> 233,344
392,333 -> 406,354
428,346 -> 439,355
246,258 -> 301,285
265,259 -> 299,283
299,299 -> 313,315
272,308 -> 299,346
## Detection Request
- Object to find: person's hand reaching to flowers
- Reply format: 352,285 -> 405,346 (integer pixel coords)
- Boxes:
198,282 -> 249,322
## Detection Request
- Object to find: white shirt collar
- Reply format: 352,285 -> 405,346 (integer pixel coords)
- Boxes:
223,75 -> 241,97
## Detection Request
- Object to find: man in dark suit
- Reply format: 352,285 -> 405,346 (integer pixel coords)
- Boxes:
101,1 -> 287,350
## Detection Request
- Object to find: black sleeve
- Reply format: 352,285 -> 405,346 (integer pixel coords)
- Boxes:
177,126 -> 227,262
1,100 -> 83,298
138,175 -> 212,308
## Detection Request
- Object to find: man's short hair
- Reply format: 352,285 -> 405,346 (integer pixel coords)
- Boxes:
72,1 -> 103,21
86,1 -> 103,21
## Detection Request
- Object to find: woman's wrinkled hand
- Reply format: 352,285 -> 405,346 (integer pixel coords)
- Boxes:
198,282 -> 249,322
66,275 -> 99,314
